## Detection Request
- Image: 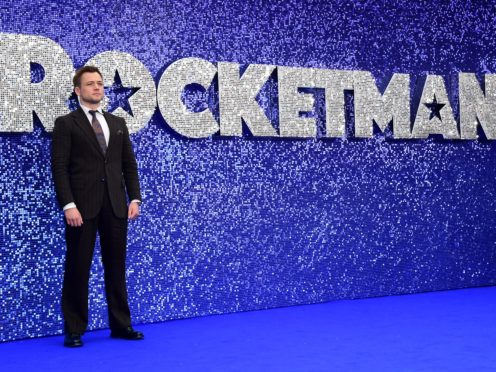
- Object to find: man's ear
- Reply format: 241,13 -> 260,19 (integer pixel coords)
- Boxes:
74,87 -> 80,96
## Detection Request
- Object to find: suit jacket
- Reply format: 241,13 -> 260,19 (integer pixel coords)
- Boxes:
51,107 -> 141,219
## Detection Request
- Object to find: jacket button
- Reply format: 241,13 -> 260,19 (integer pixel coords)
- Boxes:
100,178 -> 105,182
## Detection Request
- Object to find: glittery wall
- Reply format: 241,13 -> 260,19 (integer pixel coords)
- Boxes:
1,1 -> 496,342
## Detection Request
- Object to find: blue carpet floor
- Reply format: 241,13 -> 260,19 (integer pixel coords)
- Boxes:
1,286 -> 495,371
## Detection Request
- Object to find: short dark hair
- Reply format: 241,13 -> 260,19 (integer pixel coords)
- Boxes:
73,66 -> 103,87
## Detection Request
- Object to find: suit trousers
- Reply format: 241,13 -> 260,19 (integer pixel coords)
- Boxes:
62,183 -> 131,333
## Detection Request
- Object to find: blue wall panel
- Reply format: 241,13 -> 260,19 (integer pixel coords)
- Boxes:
1,1 -> 495,341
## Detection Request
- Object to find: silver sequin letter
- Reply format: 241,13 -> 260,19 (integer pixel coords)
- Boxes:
354,72 -> 411,138
278,66 -> 317,137
157,57 -> 218,138
86,51 -> 156,134
459,73 -> 496,140
316,69 -> 355,138
412,75 -> 459,139
0,33 -> 73,132
218,62 -> 277,137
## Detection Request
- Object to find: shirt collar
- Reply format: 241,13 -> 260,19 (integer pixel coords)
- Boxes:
80,103 -> 103,116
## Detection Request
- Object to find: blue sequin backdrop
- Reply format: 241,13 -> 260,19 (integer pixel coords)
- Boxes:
1,0 -> 495,342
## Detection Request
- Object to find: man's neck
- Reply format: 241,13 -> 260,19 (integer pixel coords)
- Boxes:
80,102 -> 101,111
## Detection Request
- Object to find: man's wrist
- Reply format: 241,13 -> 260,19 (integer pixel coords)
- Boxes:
63,202 -> 77,211
130,200 -> 142,206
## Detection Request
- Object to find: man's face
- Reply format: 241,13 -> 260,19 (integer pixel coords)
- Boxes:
75,72 -> 104,106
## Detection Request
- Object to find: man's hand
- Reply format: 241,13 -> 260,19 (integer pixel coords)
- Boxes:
128,201 -> 140,220
64,208 -> 83,227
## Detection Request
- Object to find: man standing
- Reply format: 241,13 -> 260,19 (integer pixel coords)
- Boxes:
51,66 -> 143,347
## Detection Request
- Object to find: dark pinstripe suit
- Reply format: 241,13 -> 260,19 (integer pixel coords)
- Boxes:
51,107 -> 141,333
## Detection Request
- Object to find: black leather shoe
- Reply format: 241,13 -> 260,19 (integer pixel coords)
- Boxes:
110,326 -> 144,340
64,333 -> 83,347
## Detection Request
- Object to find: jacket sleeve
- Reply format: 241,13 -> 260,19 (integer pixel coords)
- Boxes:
120,119 -> 142,202
51,116 -> 74,209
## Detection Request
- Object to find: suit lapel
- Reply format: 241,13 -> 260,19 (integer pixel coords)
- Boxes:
72,107 -> 106,158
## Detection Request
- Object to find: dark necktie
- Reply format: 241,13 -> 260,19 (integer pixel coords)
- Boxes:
89,110 -> 107,154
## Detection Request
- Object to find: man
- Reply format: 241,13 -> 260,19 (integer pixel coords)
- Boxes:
51,66 -> 144,347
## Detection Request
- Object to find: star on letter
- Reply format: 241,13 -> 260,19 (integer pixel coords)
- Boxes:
424,94 -> 445,121
105,70 -> 140,116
